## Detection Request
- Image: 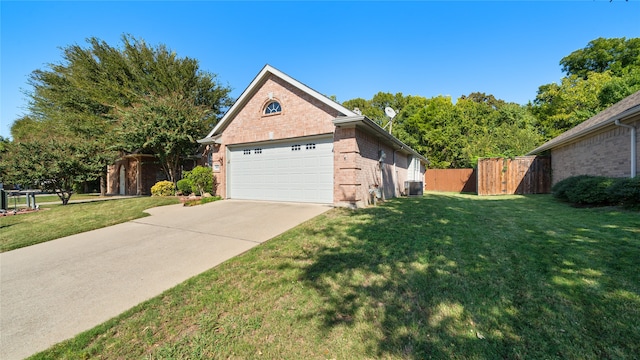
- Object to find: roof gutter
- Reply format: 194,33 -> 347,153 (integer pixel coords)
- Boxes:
197,134 -> 222,145
614,119 -> 637,178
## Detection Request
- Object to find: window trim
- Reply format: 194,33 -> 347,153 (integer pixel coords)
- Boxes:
262,99 -> 283,117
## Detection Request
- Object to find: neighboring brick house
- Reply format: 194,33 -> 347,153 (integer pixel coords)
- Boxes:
106,154 -> 200,195
198,65 -> 427,207
528,90 -> 640,184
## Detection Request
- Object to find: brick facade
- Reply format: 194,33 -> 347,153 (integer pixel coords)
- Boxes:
107,155 -> 199,195
332,125 -> 415,207
209,74 -> 340,200
204,66 -> 426,207
551,117 -> 639,184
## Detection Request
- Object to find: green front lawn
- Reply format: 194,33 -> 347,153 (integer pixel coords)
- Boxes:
0,197 -> 180,252
30,193 -> 640,359
6,193 -> 101,207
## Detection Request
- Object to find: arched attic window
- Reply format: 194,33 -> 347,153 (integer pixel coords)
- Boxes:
264,100 -> 282,115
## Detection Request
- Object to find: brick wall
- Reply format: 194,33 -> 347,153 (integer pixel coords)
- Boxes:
214,74 -> 342,199
107,156 -> 170,195
207,143 -> 226,198
333,126 -> 360,204
333,126 -> 413,207
141,160 -> 166,195
394,152 -> 410,196
106,163 -> 119,195
551,118 -> 639,184
220,74 -> 338,145
107,159 -> 134,195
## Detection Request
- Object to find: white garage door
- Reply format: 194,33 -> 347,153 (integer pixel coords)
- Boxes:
228,137 -> 334,203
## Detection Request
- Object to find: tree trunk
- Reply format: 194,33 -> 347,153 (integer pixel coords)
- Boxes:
100,171 -> 107,196
56,189 -> 72,205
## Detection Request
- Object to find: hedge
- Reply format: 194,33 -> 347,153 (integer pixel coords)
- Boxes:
552,175 -> 640,208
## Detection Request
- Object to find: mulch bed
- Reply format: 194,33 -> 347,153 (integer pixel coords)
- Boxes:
1,208 -> 45,216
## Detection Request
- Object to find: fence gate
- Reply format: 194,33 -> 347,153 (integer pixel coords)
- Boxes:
477,156 -> 551,196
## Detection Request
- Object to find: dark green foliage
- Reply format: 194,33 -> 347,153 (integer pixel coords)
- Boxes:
8,35 -> 232,192
1,138 -> 103,204
607,177 -> 640,207
552,175 -> 639,207
560,37 -> 640,79
551,175 -> 592,201
343,93 -> 542,169
117,94 -> 212,183
176,179 -> 192,195
531,37 -> 640,141
566,176 -> 615,206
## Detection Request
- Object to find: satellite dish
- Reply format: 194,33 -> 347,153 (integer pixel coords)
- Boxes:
385,107 -> 397,119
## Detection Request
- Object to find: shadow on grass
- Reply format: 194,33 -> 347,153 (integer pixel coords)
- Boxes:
295,194 -> 640,359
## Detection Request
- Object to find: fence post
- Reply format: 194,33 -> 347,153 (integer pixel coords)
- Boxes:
0,189 -> 6,211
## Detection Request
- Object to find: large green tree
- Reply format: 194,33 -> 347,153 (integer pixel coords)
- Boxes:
111,36 -> 232,183
343,92 -> 542,169
530,71 -> 614,139
560,37 -> 640,79
2,137 -> 101,204
4,35 -> 232,202
116,93 -> 213,183
531,37 -> 640,140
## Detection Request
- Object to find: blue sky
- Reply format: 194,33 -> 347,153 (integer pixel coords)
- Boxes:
1,1 -> 639,139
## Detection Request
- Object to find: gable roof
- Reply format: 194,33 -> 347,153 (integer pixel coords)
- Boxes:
201,65 -> 358,140
528,90 -> 640,154
198,65 -> 428,165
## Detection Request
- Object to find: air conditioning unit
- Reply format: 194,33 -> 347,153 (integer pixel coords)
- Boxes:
404,181 -> 424,196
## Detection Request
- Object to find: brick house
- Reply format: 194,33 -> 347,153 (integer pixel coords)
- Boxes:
198,65 -> 427,207
106,154 -> 200,195
528,90 -> 639,184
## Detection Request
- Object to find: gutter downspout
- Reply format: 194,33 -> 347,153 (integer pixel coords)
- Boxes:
615,119 -> 637,178
393,147 -> 403,196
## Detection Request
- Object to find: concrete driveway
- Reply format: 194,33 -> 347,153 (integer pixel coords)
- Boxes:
0,200 -> 330,360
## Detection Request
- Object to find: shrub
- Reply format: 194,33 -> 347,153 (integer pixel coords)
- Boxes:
176,179 -> 193,195
552,175 -> 592,201
553,175 -> 639,208
150,180 -> 175,196
565,176 -> 614,206
607,177 -> 640,207
184,166 -> 213,196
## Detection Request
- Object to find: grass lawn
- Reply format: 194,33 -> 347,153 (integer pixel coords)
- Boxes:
28,193 -> 640,359
0,197 -> 180,252
6,193 -> 102,208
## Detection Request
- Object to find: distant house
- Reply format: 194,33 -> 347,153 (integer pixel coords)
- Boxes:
528,90 -> 639,184
106,153 -> 200,195
197,65 -> 427,208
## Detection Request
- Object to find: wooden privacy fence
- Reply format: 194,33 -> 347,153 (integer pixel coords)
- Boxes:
425,169 -> 477,193
477,156 -> 551,196
424,156 -> 551,195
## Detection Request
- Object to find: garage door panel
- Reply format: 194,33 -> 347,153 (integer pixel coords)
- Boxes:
229,137 -> 333,203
